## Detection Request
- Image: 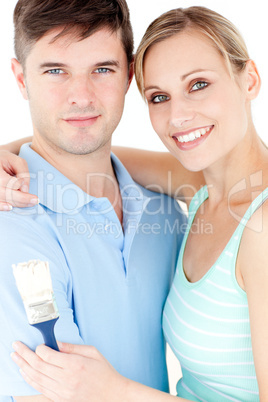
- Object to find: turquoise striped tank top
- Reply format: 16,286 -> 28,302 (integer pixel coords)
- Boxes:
163,185 -> 268,401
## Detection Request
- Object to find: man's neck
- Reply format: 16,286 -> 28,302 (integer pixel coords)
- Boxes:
31,139 -> 123,224
31,138 -> 116,193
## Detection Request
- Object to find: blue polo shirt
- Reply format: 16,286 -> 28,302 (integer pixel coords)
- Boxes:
0,144 -> 186,399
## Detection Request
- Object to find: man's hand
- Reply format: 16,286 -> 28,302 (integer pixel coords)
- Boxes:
0,150 -> 39,209
11,341 -> 128,402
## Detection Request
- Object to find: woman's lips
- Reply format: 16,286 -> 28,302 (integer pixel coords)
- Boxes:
172,125 -> 214,150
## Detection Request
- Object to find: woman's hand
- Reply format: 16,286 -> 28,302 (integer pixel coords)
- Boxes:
0,150 -> 38,209
11,341 -> 128,402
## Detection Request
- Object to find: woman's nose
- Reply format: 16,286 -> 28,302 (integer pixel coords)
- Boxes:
169,98 -> 196,129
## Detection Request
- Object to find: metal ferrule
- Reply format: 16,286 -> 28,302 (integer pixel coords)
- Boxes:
24,295 -> 59,325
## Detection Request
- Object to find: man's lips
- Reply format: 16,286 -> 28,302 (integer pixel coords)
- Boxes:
64,116 -> 100,128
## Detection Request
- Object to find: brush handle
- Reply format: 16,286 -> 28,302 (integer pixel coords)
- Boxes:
32,317 -> 59,351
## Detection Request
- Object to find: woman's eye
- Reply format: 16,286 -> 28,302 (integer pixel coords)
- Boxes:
151,94 -> 169,104
191,81 -> 208,92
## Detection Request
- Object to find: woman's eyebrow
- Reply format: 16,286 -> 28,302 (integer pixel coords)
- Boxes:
181,68 -> 214,80
144,85 -> 161,93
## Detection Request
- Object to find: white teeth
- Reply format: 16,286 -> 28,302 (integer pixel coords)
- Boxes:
188,133 -> 196,141
177,126 -> 211,143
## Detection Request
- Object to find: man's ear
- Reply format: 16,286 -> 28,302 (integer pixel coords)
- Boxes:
126,59 -> 134,93
244,59 -> 261,100
11,58 -> 28,100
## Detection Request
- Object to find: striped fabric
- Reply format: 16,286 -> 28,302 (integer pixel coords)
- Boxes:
163,186 -> 268,401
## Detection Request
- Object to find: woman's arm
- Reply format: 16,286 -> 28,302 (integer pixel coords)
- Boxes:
0,141 -> 204,209
0,136 -> 32,154
15,397 -> 50,401
239,203 -> 268,400
12,342 -> 189,402
113,147 -> 205,206
0,135 -> 38,209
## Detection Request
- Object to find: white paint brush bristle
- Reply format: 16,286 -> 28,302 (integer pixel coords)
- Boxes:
12,260 -> 59,350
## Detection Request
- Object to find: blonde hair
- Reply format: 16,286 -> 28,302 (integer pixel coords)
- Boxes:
135,6 -> 249,98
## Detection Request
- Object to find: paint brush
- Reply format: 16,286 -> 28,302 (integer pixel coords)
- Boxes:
12,260 -> 59,351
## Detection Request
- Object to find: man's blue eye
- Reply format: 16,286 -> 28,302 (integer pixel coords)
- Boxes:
47,69 -> 64,75
95,68 -> 110,74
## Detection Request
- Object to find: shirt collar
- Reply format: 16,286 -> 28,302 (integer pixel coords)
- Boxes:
19,143 -> 145,214
111,153 -> 144,200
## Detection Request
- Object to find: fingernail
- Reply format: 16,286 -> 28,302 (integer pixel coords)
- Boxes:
2,205 -> 13,211
29,198 -> 40,206
10,352 -> 19,362
12,341 -> 19,351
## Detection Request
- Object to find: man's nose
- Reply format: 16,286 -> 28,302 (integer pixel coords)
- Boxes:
67,75 -> 96,109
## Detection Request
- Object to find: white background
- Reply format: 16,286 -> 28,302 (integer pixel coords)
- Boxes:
0,0 -> 267,395
0,0 -> 267,150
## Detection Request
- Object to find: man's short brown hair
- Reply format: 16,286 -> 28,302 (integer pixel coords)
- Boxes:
14,0 -> 134,67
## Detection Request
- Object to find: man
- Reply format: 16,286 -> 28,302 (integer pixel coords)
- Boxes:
0,0 -> 186,400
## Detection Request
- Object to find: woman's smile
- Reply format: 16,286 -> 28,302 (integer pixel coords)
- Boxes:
143,30 -> 250,171
172,125 -> 214,150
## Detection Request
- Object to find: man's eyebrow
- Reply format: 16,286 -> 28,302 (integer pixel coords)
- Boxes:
39,60 -> 121,70
93,60 -> 121,68
39,62 -> 68,70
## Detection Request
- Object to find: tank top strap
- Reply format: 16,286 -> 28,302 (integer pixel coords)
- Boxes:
225,187 -> 268,256
176,186 -> 208,273
188,185 -> 208,220
240,187 -> 268,223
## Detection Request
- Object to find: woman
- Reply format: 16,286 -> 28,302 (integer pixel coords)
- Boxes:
1,6 -> 267,401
